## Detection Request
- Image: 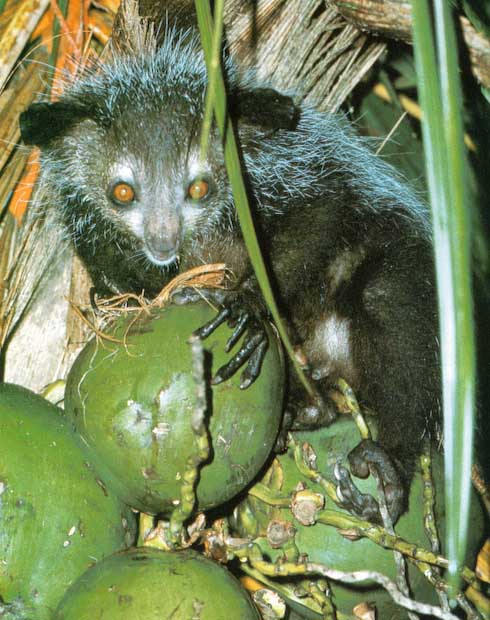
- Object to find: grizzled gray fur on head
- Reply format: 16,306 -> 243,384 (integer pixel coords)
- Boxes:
20,27 -> 429,296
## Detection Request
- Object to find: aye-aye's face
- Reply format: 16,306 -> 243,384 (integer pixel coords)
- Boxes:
50,107 -> 231,268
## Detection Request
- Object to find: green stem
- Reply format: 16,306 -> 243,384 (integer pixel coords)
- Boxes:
194,0 -> 316,399
433,0 -> 475,583
199,0 -> 225,164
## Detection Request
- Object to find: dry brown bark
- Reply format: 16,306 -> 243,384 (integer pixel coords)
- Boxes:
330,0 -> 490,88
115,0 -> 386,112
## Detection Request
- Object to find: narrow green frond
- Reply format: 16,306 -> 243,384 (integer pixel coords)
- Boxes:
195,0 -> 316,398
411,0 -> 475,592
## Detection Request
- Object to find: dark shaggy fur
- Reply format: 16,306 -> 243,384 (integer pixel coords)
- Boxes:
20,26 -> 440,522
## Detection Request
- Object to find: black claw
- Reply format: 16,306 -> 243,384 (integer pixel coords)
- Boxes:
239,338 -> 268,389
194,307 -> 231,339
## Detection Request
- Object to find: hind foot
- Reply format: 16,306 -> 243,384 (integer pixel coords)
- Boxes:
334,439 -> 406,524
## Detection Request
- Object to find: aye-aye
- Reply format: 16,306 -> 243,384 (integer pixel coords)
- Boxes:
19,30 -> 440,523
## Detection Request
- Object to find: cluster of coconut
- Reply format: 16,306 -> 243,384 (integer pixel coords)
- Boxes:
0,296 -> 485,619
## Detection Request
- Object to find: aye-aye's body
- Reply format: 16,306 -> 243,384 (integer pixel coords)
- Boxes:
20,30 -> 440,522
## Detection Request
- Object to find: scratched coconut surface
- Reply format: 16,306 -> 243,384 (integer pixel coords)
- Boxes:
0,0 -> 387,391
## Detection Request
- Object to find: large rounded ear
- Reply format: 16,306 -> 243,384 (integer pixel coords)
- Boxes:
230,87 -> 300,132
19,101 -> 88,146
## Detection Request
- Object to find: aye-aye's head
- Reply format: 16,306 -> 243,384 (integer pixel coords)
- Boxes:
20,31 -> 299,273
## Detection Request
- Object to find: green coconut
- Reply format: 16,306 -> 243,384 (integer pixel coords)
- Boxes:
54,547 -> 260,620
0,383 -> 137,620
231,417 -> 486,619
64,300 -> 284,514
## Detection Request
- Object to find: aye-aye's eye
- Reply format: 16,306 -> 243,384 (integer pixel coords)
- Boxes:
110,182 -> 136,205
187,178 -> 210,201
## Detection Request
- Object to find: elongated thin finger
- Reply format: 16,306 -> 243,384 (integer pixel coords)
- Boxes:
225,312 -> 250,352
193,307 -> 230,339
239,338 -> 268,389
211,331 -> 264,384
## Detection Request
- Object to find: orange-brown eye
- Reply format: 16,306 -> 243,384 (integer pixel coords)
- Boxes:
111,182 -> 135,204
187,179 -> 209,201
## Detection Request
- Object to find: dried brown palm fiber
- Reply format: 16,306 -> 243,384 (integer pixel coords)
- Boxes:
92,0 -> 120,16
118,0 -> 386,112
223,1 -> 386,112
1,202 -> 77,388
3,0 -> 99,222
52,254 -> 95,373
88,4 -> 119,45
65,264 -> 228,352
0,149 -> 33,352
0,211 -> 20,345
0,43 -> 50,261
0,0 -> 51,92
460,16 -> 490,90
2,159 -> 95,390
0,1 -> 102,389
330,0 -> 490,89
0,207 -> 57,340
0,46 -> 48,175
0,151 -> 29,222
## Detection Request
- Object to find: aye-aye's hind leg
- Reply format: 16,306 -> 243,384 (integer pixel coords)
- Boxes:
340,245 -> 439,523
